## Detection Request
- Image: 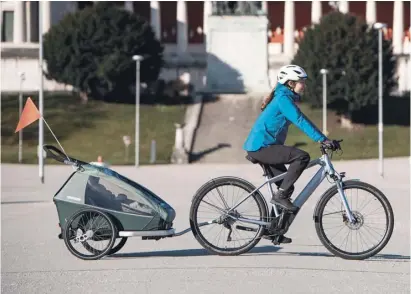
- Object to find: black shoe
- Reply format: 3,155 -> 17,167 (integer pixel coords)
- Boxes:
278,235 -> 292,243
272,235 -> 292,245
270,190 -> 298,212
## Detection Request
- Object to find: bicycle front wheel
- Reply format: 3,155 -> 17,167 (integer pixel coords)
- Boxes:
314,180 -> 394,260
189,176 -> 269,256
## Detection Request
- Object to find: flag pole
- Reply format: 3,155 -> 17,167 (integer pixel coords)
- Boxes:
15,97 -> 74,170
39,2 -> 44,184
16,97 -> 72,162
41,118 -> 70,162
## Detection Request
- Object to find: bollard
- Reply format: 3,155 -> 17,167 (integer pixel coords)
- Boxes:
150,140 -> 156,164
122,135 -> 131,163
174,123 -> 184,150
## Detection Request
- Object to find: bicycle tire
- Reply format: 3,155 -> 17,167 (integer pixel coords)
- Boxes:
107,237 -> 128,255
189,176 -> 269,256
314,180 -> 394,260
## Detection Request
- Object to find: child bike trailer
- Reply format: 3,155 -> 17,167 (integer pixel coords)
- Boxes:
44,145 -> 176,260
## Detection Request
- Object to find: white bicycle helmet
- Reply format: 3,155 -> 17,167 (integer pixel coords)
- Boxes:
277,65 -> 308,84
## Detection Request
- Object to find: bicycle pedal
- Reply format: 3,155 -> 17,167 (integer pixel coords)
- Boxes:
271,235 -> 291,245
272,239 -> 280,245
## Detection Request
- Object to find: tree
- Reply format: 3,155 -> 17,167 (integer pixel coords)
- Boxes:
291,11 -> 397,124
43,2 -> 164,103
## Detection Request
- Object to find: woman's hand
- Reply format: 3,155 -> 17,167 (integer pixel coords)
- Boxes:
322,139 -> 342,151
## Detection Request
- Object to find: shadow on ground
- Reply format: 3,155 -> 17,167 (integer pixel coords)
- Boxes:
189,143 -> 232,162
108,246 -> 409,261
108,245 -> 281,258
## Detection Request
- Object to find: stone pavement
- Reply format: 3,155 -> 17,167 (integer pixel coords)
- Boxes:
1,157 -> 410,294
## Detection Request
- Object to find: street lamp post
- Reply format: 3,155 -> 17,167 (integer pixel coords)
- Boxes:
39,2 -> 44,183
373,22 -> 387,178
132,55 -> 144,168
18,72 -> 25,163
320,68 -> 328,135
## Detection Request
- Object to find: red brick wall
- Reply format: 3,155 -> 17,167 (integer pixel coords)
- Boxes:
160,1 -> 177,43
295,1 -> 312,30
348,1 -> 366,21
187,1 -> 204,44
267,1 -> 284,31
377,1 -> 394,28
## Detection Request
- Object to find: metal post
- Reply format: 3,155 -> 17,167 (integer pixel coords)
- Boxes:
374,22 -> 387,177
18,72 -> 25,163
39,3 -> 44,183
320,69 -> 328,135
150,140 -> 156,164
132,55 -> 143,168
378,28 -> 383,177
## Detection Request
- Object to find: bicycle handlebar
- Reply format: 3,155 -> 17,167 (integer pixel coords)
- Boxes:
320,139 -> 343,155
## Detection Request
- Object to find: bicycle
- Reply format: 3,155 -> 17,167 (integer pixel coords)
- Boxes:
189,140 -> 394,260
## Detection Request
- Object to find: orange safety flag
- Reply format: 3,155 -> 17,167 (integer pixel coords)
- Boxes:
15,97 -> 42,133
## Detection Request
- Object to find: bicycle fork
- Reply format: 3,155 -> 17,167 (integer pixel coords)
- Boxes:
335,178 -> 355,223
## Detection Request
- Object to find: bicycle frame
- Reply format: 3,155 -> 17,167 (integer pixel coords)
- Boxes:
222,152 -> 355,227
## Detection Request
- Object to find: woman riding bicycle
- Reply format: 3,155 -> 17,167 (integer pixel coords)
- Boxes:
243,64 -> 340,243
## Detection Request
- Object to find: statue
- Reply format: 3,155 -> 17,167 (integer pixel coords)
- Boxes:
211,1 -> 263,16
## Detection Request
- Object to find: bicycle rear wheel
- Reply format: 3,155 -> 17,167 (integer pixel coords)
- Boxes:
314,180 -> 394,260
189,176 -> 269,256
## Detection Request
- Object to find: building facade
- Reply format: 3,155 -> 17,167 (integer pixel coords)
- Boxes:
1,1 -> 410,93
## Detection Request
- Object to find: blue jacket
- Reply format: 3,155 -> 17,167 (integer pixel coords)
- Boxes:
243,83 -> 327,152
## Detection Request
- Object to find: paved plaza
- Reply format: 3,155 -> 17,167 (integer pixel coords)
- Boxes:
1,157 -> 410,293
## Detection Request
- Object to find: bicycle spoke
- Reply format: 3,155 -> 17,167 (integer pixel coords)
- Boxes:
319,185 -> 391,257
194,181 -> 266,251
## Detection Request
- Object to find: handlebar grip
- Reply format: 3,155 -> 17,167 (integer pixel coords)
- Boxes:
42,145 -> 69,163
43,145 -> 94,167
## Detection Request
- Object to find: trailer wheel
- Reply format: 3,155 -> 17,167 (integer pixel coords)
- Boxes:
63,208 -> 117,260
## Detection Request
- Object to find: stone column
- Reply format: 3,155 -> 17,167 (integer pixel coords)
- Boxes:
176,0 -> 188,56
13,0 -> 25,43
203,0 -> 212,38
261,1 -> 268,14
150,1 -> 161,40
25,1 -> 31,42
311,0 -> 322,24
338,0 -> 349,14
392,0 -> 404,54
124,1 -> 133,12
283,0 -> 295,58
366,0 -> 377,25
41,1 -> 51,35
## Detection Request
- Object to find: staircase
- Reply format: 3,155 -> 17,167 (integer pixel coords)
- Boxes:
190,94 -> 263,163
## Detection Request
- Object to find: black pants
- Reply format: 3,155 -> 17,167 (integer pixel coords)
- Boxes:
247,145 -> 310,195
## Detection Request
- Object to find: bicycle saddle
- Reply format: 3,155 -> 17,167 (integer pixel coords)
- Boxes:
245,155 -> 273,178
245,154 -> 259,164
